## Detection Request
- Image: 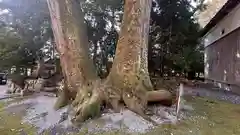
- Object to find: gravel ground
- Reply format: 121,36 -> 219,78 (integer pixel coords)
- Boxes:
1,84 -> 240,134
184,86 -> 240,104
1,93 -> 180,134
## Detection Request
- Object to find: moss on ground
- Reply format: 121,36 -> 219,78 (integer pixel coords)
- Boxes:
0,101 -> 36,135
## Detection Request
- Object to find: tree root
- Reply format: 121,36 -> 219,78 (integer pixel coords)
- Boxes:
122,92 -> 158,126
71,92 -> 102,124
70,82 -> 103,124
54,89 -> 70,110
54,80 -> 70,110
147,90 -> 173,106
147,90 -> 172,102
69,80 -> 174,126
104,85 -> 122,113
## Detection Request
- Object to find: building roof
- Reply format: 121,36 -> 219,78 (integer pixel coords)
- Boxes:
201,0 -> 240,37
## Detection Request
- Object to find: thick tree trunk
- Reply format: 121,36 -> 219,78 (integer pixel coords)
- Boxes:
47,0 -> 173,124
47,0 -> 98,90
47,0 -> 102,123
105,0 -> 171,120
106,0 -> 173,118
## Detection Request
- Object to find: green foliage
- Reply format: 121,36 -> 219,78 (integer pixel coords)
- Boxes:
149,0 -> 205,77
0,0 -> 53,70
0,0 -> 122,76
0,26 -> 22,68
81,0 -> 123,76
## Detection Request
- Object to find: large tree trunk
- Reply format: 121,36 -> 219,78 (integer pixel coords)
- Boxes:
47,0 -> 172,124
105,0 -> 173,123
106,0 -> 156,116
47,0 -> 98,91
47,0 -> 103,123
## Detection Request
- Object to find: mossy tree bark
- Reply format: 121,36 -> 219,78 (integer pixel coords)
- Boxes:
47,0 -> 104,123
106,0 -> 155,115
47,0 -> 172,124
107,0 -> 172,112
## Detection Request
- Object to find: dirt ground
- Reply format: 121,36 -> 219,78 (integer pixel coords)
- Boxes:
0,84 -> 240,135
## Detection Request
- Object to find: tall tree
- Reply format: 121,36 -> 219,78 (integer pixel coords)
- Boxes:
81,0 -> 123,77
0,24 -> 22,69
149,0 -> 204,77
47,0 -> 171,124
0,0 -> 53,71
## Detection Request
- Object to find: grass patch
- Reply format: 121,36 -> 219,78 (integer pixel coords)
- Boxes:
0,101 -> 36,135
146,96 -> 240,135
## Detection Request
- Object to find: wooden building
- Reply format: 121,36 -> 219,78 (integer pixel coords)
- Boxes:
202,0 -> 240,95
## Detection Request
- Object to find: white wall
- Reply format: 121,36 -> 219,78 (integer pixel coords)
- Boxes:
203,4 -> 240,47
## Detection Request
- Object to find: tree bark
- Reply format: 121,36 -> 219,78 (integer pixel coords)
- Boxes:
105,0 -> 160,119
47,0 -> 104,124
47,0 -> 173,124
47,0 -> 98,90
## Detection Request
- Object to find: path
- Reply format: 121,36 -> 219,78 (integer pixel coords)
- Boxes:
0,85 -> 21,100
184,86 -> 240,104
0,85 -> 8,98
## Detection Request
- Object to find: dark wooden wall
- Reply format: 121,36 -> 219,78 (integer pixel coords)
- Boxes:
205,28 -> 240,85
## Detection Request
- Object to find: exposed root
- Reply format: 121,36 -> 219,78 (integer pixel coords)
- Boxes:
71,91 -> 102,124
122,91 -> 146,113
122,90 -> 158,126
147,90 -> 173,106
104,85 -> 122,113
68,78 -> 174,126
70,82 -> 103,124
54,89 -> 70,110
54,80 -> 70,110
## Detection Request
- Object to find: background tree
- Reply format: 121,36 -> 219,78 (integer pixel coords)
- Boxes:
0,0 -> 122,76
81,0 -> 123,77
0,23 -> 22,70
149,0 -> 205,78
0,0 -> 53,75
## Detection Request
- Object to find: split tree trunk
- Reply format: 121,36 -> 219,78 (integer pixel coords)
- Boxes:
47,0 -> 172,124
